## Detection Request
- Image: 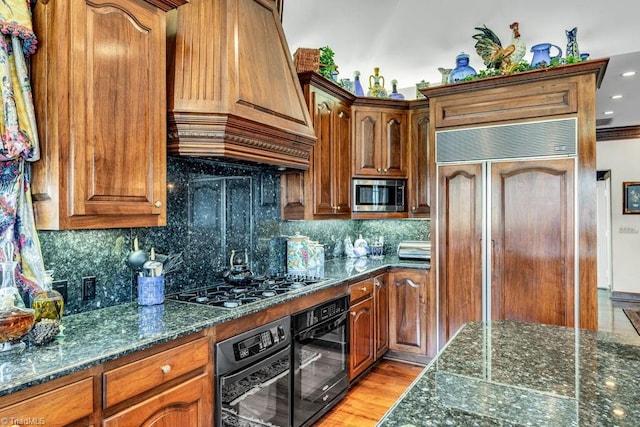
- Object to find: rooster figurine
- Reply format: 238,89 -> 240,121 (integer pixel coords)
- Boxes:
509,22 -> 526,67
473,23 -> 525,74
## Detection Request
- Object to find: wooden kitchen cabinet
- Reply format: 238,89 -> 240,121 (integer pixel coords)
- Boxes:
352,103 -> 408,178
281,72 -> 354,220
30,0 -> 186,229
349,273 -> 392,380
407,102 -> 431,217
388,268 -> 435,361
0,368 -> 98,426
103,336 -> 212,426
348,279 -> 375,381
102,373 -> 210,427
373,274 -> 389,358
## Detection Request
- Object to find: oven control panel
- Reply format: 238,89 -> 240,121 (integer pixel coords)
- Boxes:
233,324 -> 287,361
292,295 -> 349,332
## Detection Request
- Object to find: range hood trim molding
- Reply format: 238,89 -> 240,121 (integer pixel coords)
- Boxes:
168,112 -> 313,170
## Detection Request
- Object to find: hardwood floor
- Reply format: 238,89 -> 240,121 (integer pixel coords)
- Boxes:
315,360 -> 424,427
314,289 -> 640,426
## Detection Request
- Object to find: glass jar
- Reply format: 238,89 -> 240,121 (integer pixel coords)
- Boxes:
32,270 -> 64,324
448,53 -> 477,83
0,261 -> 35,351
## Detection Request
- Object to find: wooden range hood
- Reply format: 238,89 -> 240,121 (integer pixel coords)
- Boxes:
166,0 -> 316,170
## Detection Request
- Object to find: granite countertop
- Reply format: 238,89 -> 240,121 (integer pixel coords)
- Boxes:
0,256 -> 428,397
378,320 -> 640,427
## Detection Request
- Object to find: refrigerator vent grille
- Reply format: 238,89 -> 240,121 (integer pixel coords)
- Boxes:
436,118 -> 577,163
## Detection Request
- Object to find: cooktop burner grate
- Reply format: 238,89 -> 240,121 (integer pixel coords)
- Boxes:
167,276 -> 325,308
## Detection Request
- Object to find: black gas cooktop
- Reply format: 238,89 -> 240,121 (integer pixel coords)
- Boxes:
166,276 -> 324,308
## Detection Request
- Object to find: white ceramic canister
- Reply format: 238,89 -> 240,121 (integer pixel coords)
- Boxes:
287,232 -> 309,274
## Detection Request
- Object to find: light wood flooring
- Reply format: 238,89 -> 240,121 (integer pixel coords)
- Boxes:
315,360 -> 424,427
314,289 -> 640,426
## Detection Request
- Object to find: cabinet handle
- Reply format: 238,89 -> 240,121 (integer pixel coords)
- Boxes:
377,168 -> 381,172
161,364 -> 172,374
351,311 -> 356,316
412,206 -> 416,211
336,206 -> 340,211
154,201 -> 163,208
360,287 -> 367,292
383,168 -> 388,172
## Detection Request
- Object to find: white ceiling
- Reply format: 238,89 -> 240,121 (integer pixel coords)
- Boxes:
282,0 -> 640,129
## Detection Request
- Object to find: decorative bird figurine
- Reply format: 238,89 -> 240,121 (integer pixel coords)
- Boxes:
472,24 -> 516,74
509,22 -> 526,66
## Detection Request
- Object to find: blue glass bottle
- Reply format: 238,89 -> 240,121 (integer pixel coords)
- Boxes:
353,71 -> 364,96
388,80 -> 405,100
448,53 -> 477,83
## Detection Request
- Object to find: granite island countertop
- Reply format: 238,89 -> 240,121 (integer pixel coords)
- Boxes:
378,320 -> 640,427
0,256 -> 428,396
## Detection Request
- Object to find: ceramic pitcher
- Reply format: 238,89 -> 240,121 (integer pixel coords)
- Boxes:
530,43 -> 562,68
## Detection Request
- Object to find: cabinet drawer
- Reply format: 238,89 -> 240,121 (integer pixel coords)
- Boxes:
104,337 -> 209,408
0,377 -> 93,425
349,280 -> 373,303
103,373 -> 210,427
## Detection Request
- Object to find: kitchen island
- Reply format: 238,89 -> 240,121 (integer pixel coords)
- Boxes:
378,320 -> 640,426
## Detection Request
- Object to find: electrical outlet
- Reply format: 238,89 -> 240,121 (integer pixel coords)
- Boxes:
619,226 -> 640,234
53,280 -> 68,304
82,276 -> 96,301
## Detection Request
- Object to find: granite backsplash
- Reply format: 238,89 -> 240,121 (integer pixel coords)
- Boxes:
36,157 -> 429,314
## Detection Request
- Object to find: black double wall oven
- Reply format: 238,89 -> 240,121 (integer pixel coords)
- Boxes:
214,295 -> 350,427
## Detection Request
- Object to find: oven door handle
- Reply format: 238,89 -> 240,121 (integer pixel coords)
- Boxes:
297,312 -> 348,343
220,344 -> 290,388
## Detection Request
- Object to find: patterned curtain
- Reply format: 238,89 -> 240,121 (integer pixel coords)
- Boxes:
0,0 -> 43,296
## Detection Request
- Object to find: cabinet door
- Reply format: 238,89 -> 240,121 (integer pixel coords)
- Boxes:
374,274 -> 389,359
381,111 -> 408,178
353,109 -> 381,176
102,373 -> 211,427
349,297 -> 374,381
312,92 -> 336,215
437,163 -> 483,348
491,158 -> 575,327
408,109 -> 431,217
331,103 -> 352,215
389,270 -> 427,355
32,0 -> 168,229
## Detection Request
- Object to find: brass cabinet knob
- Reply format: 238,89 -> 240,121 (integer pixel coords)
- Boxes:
412,206 -> 416,211
161,364 -> 172,374
377,168 -> 381,172
360,287 -> 367,292
154,201 -> 162,208
383,168 -> 388,172
350,311 -> 356,316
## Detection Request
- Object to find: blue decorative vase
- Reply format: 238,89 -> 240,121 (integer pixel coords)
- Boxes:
388,80 -> 404,100
448,53 -> 476,83
353,71 -> 364,96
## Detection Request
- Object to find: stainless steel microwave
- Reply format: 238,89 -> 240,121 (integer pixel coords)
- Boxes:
352,179 -> 406,212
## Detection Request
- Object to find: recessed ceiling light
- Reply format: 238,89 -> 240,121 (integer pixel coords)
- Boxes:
621,71 -> 636,77
611,95 -> 623,99
603,111 -> 614,115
